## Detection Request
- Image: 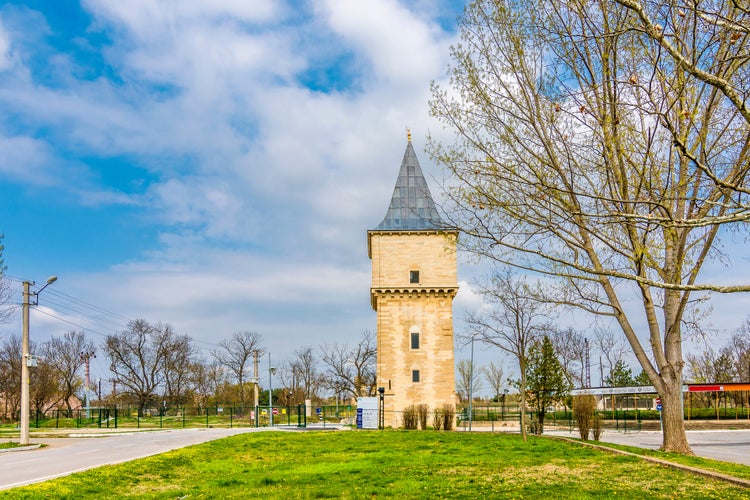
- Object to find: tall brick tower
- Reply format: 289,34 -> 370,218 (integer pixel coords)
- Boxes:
367,133 -> 458,428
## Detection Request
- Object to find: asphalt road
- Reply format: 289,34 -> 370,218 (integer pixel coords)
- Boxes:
0,427 -> 268,490
596,429 -> 750,466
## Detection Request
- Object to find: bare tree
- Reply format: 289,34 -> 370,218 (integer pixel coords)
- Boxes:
430,0 -> 750,454
285,346 -> 323,401
30,357 -> 59,415
593,328 -> 630,386
0,335 -> 22,419
728,319 -> 750,382
105,319 -> 166,414
549,327 -> 588,388
466,271 -> 549,441
157,323 -> 194,407
456,359 -> 483,403
42,331 -> 94,415
0,235 -> 14,324
483,361 -> 505,402
212,331 -> 263,406
189,358 -> 224,411
319,330 -> 377,399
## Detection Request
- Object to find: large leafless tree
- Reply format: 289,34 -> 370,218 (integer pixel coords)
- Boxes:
548,327 -> 588,388
105,319 -> 187,414
42,331 -> 95,415
0,235 -> 14,324
0,335 -> 23,419
212,331 -> 263,406
429,0 -> 750,453
455,358 -> 484,403
319,330 -> 377,399
483,361 -> 505,402
159,325 -> 194,406
466,271 -> 549,442
284,346 -> 323,401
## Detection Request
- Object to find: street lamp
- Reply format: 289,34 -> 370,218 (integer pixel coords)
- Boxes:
468,335 -> 475,431
378,387 -> 385,430
20,276 -> 57,445
268,352 -> 276,426
502,389 -> 509,421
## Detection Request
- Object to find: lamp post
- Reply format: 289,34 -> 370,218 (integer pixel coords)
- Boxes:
468,335 -> 475,431
378,387 -> 385,430
502,389 -> 509,421
268,352 -> 276,426
20,276 -> 57,445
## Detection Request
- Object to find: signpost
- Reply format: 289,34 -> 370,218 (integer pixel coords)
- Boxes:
656,397 -> 663,432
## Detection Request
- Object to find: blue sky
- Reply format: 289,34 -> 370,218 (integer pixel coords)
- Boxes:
1,0 -> 747,392
0,0 -> 485,383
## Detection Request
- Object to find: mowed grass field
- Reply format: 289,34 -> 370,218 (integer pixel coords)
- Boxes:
1,430 -> 749,499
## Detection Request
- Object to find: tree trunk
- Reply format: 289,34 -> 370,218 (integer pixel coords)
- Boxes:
660,387 -> 691,453
519,368 -> 528,442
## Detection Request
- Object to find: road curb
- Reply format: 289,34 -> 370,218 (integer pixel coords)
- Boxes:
551,436 -> 750,489
0,444 -> 42,454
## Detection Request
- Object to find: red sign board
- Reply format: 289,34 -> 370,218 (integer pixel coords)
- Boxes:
272,408 -> 279,415
689,385 -> 723,392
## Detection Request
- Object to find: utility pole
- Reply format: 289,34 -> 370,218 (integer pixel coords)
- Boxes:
20,281 -> 31,446
19,276 -> 57,446
584,338 -> 591,389
268,352 -> 276,426
253,351 -> 259,420
80,350 -> 95,418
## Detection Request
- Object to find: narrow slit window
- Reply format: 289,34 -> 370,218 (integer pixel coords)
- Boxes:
412,370 -> 420,383
410,270 -> 420,283
411,332 -> 420,349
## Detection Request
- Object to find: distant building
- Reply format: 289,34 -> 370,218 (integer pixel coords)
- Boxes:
367,133 -> 459,427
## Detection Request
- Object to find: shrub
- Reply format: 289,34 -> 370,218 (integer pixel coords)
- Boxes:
433,408 -> 444,430
402,405 -> 418,430
417,404 -> 429,430
572,395 -> 597,440
442,404 -> 455,431
592,414 -> 603,441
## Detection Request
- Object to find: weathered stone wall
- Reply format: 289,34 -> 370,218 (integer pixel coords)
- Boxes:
369,231 -> 458,428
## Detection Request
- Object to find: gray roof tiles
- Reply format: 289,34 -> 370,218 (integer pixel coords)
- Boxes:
374,140 -> 446,231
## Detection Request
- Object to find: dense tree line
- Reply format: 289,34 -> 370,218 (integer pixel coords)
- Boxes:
0,320 -> 376,420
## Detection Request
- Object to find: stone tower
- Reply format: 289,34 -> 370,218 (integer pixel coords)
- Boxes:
367,134 -> 458,428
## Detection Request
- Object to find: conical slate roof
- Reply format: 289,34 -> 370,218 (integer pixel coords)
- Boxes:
374,140 -> 445,231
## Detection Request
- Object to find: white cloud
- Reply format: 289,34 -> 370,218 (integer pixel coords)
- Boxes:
0,19 -> 11,71
0,135 -> 61,185
317,0 -> 448,85
0,0 -> 465,365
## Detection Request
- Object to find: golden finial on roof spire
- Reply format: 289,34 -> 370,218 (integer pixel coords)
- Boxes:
406,127 -> 411,142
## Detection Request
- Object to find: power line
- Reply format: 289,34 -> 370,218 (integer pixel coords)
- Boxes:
5,278 -> 226,355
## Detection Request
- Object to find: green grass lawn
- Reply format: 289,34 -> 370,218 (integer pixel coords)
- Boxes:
1,430 -> 749,499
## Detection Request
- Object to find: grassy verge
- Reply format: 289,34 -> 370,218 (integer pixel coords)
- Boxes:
575,439 -> 750,481
1,430 -> 749,499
